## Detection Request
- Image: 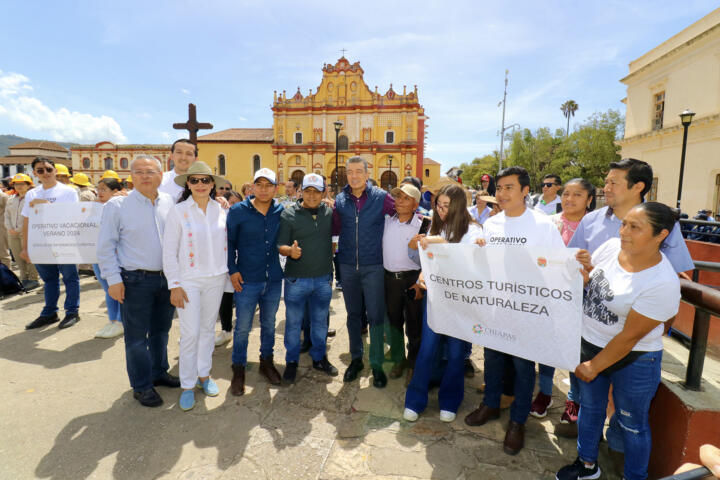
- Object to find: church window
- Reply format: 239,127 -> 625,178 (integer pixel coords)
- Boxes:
120,157 -> 128,169
218,154 -> 226,175
338,135 -> 349,151
425,168 -> 430,178
104,157 -> 113,170
385,131 -> 395,144
253,155 -> 261,173
82,157 -> 90,169
653,91 -> 665,130
295,132 -> 303,144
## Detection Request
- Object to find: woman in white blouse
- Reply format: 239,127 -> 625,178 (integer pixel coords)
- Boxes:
162,161 -> 229,412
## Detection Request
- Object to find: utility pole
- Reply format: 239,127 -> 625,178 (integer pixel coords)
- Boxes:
498,70 -> 509,171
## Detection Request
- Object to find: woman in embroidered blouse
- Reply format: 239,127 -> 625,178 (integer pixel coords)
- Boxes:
162,161 -> 229,412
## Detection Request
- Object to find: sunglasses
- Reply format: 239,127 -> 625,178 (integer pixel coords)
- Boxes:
541,182 -> 558,188
34,168 -> 54,174
217,186 -> 230,190
187,177 -> 213,185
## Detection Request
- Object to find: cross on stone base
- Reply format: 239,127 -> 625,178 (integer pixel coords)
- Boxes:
173,103 -> 213,144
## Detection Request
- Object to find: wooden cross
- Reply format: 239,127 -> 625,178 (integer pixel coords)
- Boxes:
173,103 -> 213,144
340,48 -> 347,57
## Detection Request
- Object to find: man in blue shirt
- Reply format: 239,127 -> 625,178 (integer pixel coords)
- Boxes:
227,168 -> 284,395
97,155 -> 178,407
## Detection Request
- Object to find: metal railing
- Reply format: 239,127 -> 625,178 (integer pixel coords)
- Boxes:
680,218 -> 720,241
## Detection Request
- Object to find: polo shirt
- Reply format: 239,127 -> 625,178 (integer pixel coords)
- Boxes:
277,201 -> 333,278
383,214 -> 423,272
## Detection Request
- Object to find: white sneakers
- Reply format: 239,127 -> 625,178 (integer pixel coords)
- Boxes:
403,408 -> 419,422
95,321 -> 124,339
439,410 -> 456,423
215,330 -> 232,347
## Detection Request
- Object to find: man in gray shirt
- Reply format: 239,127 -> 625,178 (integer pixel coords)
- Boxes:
97,155 -> 179,407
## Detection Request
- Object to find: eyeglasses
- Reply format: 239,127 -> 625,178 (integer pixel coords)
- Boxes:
187,177 -> 213,185
34,168 -> 54,174
436,203 -> 451,211
541,182 -> 558,188
217,186 -> 230,190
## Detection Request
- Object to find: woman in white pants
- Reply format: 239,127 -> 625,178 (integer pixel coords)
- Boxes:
162,161 -> 230,411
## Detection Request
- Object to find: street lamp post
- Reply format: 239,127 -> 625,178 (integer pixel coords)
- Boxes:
333,121 -> 343,194
388,155 -> 393,190
676,109 -> 695,212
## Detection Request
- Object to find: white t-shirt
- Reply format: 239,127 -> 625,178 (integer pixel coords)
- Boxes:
534,195 -> 561,215
483,208 -> 565,248
582,237 -> 680,351
442,223 -> 483,244
21,183 -> 79,217
158,170 -> 184,201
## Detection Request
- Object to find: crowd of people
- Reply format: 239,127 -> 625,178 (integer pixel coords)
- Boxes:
0,140 -> 696,480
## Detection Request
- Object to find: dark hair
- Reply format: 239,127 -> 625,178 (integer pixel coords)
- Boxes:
178,177 -> 217,203
228,190 -> 242,202
401,176 -> 422,190
429,184 -> 473,243
543,174 -> 562,186
171,139 -> 198,156
98,178 -> 123,191
481,175 -> 496,196
632,202 -> 679,243
31,157 -> 56,169
608,158 -> 653,199
564,178 -> 596,211
496,166 -> 530,190
287,179 -> 299,189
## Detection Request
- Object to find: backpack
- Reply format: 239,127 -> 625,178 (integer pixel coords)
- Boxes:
0,263 -> 23,297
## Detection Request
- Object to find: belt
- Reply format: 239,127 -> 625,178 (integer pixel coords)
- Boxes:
122,268 -> 163,276
384,269 -> 420,280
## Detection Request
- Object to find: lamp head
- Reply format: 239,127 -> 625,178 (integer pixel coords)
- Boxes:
334,121 -> 343,132
680,109 -> 695,127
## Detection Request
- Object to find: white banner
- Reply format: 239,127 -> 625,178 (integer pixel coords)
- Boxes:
28,203 -> 103,264
420,244 -> 583,371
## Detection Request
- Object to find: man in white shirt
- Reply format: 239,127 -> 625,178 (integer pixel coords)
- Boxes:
21,157 -> 81,330
533,174 -> 562,215
158,139 -> 198,200
383,184 -> 425,384
464,166 -> 565,456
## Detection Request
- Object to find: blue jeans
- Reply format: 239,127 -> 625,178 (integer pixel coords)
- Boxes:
92,264 -> 121,322
284,274 -> 332,363
231,280 -> 281,366
119,269 -> 175,391
339,263 -> 386,369
483,349 -> 536,424
577,350 -> 662,480
538,364 -> 554,396
34,263 -> 79,316
405,297 -> 466,413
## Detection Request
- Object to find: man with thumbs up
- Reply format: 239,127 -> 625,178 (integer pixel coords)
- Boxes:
277,173 -> 337,384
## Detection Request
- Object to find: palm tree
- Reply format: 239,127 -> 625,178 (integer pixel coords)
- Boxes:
561,100 -> 579,136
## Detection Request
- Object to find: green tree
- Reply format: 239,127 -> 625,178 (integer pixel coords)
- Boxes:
561,100 -> 579,136
566,109 -> 623,186
459,152 -> 500,187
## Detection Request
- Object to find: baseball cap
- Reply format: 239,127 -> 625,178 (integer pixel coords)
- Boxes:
302,173 -> 324,191
481,174 -> 491,181
253,168 -> 277,185
391,184 -> 421,203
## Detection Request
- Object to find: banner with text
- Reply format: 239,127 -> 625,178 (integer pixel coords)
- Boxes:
28,203 -> 103,264
420,244 -> 583,371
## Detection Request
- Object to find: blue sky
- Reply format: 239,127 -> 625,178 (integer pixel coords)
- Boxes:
0,1 -> 717,171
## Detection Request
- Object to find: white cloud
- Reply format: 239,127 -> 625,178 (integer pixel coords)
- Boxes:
181,88 -> 190,95
0,70 -> 126,143
237,115 -> 248,121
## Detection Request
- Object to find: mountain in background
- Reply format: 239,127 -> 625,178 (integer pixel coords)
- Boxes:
0,134 -> 79,156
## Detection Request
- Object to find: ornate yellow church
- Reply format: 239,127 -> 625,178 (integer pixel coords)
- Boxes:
197,57 -> 440,193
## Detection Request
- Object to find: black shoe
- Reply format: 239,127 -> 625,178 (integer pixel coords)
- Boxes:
327,328 -> 336,337
463,358 -> 475,378
343,359 -> 364,382
299,339 -> 312,353
58,313 -> 80,329
25,313 -> 59,330
133,388 -> 163,407
283,362 -> 298,384
313,356 -> 339,376
153,372 -> 181,388
555,457 -> 601,480
372,368 -> 387,388
23,280 -> 40,291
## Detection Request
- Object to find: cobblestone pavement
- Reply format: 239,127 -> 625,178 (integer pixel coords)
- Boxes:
0,276 -> 633,479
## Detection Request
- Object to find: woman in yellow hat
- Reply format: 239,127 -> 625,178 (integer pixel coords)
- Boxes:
100,170 -> 120,180
3,174 -> 39,290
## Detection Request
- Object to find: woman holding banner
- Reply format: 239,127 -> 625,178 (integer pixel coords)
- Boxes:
556,202 -> 681,480
162,161 -> 229,412
403,184 -> 482,423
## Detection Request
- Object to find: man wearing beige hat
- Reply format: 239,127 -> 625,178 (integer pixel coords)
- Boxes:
383,184 -> 425,384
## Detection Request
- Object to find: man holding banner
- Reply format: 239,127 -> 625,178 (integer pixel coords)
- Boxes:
21,157 -> 81,330
463,166 -> 568,455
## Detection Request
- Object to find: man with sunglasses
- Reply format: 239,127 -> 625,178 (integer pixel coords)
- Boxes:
533,174 -> 563,215
216,180 -> 232,196
21,157 -> 81,329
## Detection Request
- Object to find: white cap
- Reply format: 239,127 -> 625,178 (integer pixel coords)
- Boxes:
253,168 -> 277,185
302,173 -> 325,191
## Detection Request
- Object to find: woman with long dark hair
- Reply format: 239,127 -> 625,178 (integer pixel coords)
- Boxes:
403,184 -> 482,423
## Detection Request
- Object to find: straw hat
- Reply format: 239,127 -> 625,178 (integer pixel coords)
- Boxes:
10,173 -> 34,186
100,170 -> 120,180
70,172 -> 92,187
174,161 -> 225,187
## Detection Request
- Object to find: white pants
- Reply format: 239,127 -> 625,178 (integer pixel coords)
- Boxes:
177,274 -> 227,389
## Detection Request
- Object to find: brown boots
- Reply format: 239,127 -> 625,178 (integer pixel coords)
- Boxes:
231,364 -> 245,396
259,355 -> 282,385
